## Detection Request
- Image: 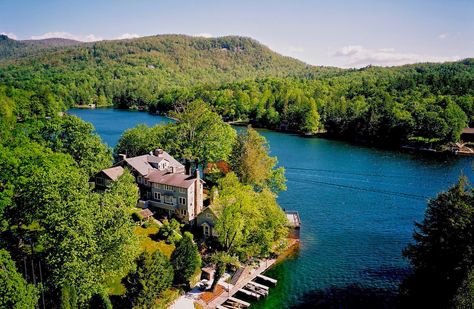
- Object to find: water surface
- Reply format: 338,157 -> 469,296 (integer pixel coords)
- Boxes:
70,108 -> 473,308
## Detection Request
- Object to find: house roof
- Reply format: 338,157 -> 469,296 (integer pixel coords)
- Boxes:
146,169 -> 197,188
139,208 -> 154,219
124,155 -> 154,176
124,150 -> 184,176
101,166 -> 124,181
150,150 -> 183,168
199,205 -> 219,218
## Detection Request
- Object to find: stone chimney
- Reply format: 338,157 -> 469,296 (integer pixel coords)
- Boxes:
194,168 -> 202,218
154,148 -> 164,156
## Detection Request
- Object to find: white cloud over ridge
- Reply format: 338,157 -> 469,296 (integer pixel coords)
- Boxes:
30,31 -> 103,42
1,32 -> 18,39
195,33 -> 213,38
333,45 -> 460,68
116,33 -> 140,40
29,32 -> 142,42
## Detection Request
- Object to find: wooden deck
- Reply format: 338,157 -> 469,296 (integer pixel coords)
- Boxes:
204,258 -> 277,308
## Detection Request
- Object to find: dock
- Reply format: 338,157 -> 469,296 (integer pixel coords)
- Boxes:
228,296 -> 251,307
204,258 -> 278,308
247,281 -> 269,291
238,288 -> 261,299
256,274 -> 277,285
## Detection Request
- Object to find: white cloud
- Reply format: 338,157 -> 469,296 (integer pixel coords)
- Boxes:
115,33 -> 140,40
288,46 -> 305,53
1,32 -> 17,40
333,45 -> 460,68
30,31 -> 103,42
438,33 -> 449,40
195,33 -> 213,38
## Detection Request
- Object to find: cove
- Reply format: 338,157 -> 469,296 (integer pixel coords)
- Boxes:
69,108 -> 473,308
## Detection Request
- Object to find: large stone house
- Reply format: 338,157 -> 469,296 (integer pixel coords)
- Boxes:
95,149 -> 204,224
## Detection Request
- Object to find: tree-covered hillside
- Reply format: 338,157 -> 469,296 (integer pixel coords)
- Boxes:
0,35 -> 80,60
0,34 -> 472,147
151,60 -> 474,146
0,34 -> 339,108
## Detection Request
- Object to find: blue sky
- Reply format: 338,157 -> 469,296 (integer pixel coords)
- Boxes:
1,0 -> 472,68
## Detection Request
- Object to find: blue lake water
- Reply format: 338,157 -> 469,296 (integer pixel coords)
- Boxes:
69,108 -> 473,308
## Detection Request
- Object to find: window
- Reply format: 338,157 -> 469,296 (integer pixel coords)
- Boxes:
179,187 -> 186,193
179,197 -> 186,205
137,176 -> 142,183
203,224 -> 210,237
154,192 -> 161,201
164,196 -> 174,205
164,185 -> 173,191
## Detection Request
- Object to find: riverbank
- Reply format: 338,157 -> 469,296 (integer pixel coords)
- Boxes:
75,106 -> 470,157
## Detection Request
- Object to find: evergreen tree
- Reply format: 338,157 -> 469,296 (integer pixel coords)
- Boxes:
171,232 -> 201,286
123,251 -> 174,308
400,177 -> 474,308
88,290 -> 112,309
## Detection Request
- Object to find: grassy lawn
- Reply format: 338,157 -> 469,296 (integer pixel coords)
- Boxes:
134,225 -> 175,258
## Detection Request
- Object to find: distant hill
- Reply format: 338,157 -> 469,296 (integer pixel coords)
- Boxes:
0,34 -> 80,59
0,34 -> 343,105
0,34 -> 472,147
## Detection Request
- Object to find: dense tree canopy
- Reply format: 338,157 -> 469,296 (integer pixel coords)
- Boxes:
230,126 -> 286,193
2,35 -> 472,147
400,177 -> 474,308
115,100 -> 236,168
0,93 -> 140,306
213,173 -> 288,259
0,249 -> 38,309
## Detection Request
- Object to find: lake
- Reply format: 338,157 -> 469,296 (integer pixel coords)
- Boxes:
70,108 -> 473,308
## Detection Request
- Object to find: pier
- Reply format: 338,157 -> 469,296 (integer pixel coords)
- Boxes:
256,274 -> 277,285
203,258 -> 278,308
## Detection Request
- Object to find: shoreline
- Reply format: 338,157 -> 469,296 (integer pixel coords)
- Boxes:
70,105 -> 468,158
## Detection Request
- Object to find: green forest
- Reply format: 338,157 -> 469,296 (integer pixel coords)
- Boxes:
1,34 -> 472,147
1,33 -> 474,308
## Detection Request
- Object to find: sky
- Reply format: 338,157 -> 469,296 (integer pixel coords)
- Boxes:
0,0 -> 473,68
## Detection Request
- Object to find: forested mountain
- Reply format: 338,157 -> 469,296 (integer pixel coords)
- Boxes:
0,34 -> 339,107
0,35 -> 80,60
0,34 -> 473,148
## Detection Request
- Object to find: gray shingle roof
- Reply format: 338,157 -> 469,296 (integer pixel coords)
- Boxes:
101,166 -> 124,181
146,170 -> 196,188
